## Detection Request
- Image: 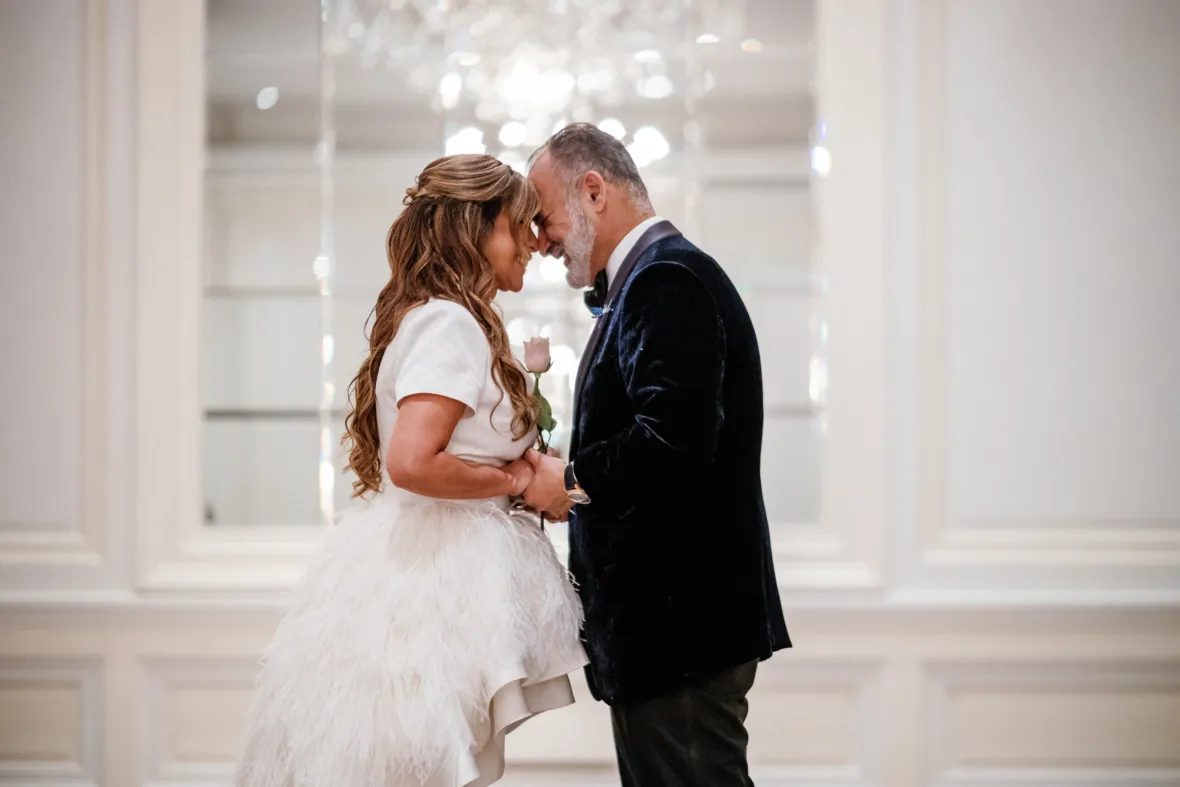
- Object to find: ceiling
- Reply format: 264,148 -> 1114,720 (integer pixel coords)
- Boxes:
205,0 -> 816,149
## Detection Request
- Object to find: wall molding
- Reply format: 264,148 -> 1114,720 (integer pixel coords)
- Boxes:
908,0 -> 1180,567
932,767 -> 1180,787
133,0 -> 329,592
2,601 -> 1179,786
471,764 -> 878,787
0,657 -> 103,787
133,0 -> 884,594
134,0 -> 206,591
0,0 -> 110,581
776,0 -> 890,591
5,592 -> 1180,621
132,765 -> 874,787
140,657 -> 258,787
924,659 -> 1180,787
754,658 -> 885,786
127,656 -> 884,787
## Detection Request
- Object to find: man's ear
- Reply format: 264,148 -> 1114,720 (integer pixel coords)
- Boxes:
583,171 -> 607,214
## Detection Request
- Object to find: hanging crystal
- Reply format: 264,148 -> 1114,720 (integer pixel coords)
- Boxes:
328,0 -> 741,134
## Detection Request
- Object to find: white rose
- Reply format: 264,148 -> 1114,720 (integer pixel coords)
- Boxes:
524,337 -> 551,373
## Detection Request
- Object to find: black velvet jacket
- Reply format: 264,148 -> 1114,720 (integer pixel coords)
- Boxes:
568,225 -> 791,705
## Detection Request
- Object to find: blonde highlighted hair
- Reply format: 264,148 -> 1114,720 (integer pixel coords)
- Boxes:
343,154 -> 540,497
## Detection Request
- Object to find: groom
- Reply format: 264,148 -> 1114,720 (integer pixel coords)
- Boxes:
523,123 -> 791,786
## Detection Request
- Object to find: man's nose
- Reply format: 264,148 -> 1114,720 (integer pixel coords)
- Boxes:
537,230 -> 553,256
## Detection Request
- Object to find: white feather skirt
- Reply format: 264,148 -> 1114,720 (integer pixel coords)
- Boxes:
235,491 -> 588,787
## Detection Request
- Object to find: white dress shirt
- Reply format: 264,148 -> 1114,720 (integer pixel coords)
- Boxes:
604,215 -> 666,289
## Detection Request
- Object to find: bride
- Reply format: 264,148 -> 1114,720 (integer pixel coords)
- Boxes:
235,154 -> 588,787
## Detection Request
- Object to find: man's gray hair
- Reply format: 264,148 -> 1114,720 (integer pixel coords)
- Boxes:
530,123 -> 653,212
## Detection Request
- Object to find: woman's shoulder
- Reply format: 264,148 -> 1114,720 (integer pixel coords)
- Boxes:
395,298 -> 489,358
405,297 -> 485,323
398,298 -> 481,334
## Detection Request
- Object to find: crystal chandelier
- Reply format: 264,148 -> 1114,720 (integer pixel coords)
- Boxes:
325,0 -> 741,156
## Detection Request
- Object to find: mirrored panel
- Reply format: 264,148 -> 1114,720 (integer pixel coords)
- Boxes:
202,0 -> 820,528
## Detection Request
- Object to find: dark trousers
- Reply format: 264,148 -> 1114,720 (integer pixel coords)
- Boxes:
610,660 -> 758,787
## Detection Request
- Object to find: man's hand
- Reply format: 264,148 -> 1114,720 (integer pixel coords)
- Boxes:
523,449 -> 571,517
544,497 -> 575,523
502,457 -> 535,496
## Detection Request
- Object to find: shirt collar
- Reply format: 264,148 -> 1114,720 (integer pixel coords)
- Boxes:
605,215 -> 665,289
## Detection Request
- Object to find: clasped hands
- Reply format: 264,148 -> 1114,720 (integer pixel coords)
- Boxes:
503,448 -> 574,522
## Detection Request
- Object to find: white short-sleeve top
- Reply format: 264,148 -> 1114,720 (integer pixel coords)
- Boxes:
375,299 -> 537,473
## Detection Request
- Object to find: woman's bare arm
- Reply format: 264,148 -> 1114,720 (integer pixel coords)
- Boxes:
385,393 -> 531,499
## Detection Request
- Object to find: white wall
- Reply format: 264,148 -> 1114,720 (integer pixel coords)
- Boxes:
943,0 -> 1180,525
889,0 -> 1180,600
1,2 -> 1179,786
0,0 -> 85,534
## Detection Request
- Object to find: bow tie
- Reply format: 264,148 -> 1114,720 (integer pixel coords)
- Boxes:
583,270 -> 608,317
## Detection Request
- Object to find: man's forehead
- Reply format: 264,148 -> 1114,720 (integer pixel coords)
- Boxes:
528,152 -> 550,177
528,154 -> 560,201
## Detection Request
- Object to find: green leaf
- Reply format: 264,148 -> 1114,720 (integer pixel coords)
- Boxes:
534,391 -> 557,433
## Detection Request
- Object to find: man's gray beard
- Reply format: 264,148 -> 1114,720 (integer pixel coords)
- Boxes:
563,200 -> 596,289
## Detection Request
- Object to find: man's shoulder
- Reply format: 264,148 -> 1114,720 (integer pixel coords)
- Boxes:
629,235 -> 717,279
627,237 -> 736,300
650,233 -> 711,261
622,237 -> 754,334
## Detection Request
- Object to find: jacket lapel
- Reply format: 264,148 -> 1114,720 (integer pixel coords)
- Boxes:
573,220 -> 681,405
